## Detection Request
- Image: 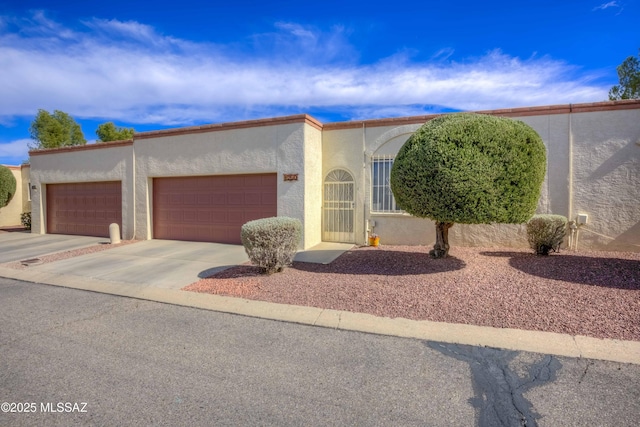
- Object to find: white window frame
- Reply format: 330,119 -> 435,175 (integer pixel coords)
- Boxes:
371,156 -> 404,214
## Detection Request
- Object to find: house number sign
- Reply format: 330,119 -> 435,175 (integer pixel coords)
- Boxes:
283,174 -> 298,181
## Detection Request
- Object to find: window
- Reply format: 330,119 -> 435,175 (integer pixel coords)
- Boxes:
27,182 -> 32,201
371,156 -> 403,213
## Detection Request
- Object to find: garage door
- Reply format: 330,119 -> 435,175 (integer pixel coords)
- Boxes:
47,182 -> 122,238
153,174 -> 277,244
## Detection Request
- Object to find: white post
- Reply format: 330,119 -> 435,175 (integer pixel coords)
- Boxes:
109,223 -> 121,244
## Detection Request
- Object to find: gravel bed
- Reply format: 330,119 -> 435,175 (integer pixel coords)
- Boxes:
1,240 -> 139,270
184,245 -> 640,341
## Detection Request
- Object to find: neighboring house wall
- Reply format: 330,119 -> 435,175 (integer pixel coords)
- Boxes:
0,166 -> 23,227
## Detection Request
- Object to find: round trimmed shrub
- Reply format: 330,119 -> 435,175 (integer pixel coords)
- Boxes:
241,217 -> 302,274
390,113 -> 546,258
0,165 -> 16,209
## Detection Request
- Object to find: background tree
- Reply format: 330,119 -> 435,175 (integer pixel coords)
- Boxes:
96,122 -> 135,142
390,113 -> 547,258
0,165 -> 17,210
29,109 -> 86,149
609,49 -> 640,100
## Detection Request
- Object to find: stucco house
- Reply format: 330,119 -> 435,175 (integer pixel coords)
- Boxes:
25,99 -> 640,252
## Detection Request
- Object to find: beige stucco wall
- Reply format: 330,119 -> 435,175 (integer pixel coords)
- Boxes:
324,105 -> 640,252
302,123 -> 323,248
28,143 -> 134,237
134,119 -> 320,248
24,102 -> 639,252
452,110 -> 640,251
0,166 -> 23,227
570,109 -> 640,251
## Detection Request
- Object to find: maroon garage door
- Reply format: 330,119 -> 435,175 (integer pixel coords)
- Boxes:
153,174 -> 277,244
46,182 -> 122,238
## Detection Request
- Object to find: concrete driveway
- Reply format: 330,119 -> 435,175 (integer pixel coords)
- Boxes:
0,232 -> 105,263
35,239 -> 249,289
0,232 -> 353,290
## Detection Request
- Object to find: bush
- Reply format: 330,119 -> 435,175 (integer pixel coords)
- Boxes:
241,217 -> 302,274
390,113 -> 546,258
21,212 -> 31,230
0,165 -> 16,209
526,214 -> 568,255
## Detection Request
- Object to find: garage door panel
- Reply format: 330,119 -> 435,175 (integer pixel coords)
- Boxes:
212,193 -> 226,204
244,192 -> 263,205
153,173 -> 277,244
227,192 -> 244,205
47,182 -> 122,238
211,210 -> 229,223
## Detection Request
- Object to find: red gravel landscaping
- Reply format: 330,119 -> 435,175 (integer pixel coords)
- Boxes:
183,245 -> 640,342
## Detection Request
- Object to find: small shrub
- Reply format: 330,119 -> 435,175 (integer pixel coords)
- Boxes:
526,214 -> 568,255
241,217 -> 302,274
21,212 -> 31,230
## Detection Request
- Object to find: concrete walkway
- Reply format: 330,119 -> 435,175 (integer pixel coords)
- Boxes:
0,233 -> 638,365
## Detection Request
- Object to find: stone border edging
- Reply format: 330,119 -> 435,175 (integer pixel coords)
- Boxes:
1,266 -> 638,365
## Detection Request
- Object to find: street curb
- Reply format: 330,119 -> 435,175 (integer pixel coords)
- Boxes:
1,266 -> 639,365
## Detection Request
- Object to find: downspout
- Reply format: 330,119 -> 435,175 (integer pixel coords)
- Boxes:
567,104 -> 577,250
130,137 -> 137,240
568,103 -> 574,223
362,122 -> 367,246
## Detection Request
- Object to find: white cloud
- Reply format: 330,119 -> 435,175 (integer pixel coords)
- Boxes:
592,1 -> 622,11
0,139 -> 30,164
0,12 -> 610,127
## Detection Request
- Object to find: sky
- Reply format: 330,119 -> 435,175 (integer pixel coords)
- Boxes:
0,0 -> 637,165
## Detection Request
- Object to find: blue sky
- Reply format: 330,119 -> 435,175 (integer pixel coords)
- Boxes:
0,0 -> 637,164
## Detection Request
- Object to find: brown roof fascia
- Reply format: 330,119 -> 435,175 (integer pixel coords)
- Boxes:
135,114 -> 323,140
324,114 -> 441,130
323,99 -> 640,130
29,139 -> 134,157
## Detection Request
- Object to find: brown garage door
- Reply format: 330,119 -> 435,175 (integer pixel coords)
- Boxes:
153,174 -> 277,244
47,182 -> 122,238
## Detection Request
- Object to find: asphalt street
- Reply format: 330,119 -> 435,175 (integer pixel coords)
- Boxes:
1,278 -> 638,427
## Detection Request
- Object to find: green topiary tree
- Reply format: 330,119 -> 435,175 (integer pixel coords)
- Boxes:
0,165 -> 17,209
390,113 -> 547,258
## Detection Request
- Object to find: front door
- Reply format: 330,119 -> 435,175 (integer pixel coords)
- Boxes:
323,169 -> 355,242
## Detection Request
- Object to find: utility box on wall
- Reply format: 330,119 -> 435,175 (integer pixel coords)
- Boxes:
577,214 -> 589,225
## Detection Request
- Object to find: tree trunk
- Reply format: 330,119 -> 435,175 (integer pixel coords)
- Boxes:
430,221 -> 454,258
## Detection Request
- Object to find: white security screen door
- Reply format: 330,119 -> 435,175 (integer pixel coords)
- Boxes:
323,169 -> 355,242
